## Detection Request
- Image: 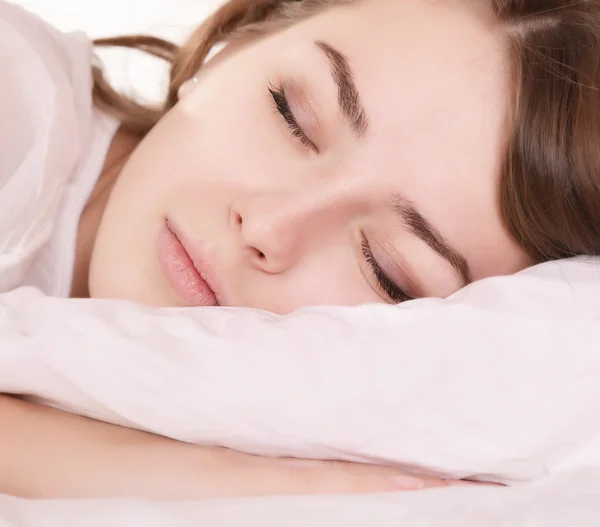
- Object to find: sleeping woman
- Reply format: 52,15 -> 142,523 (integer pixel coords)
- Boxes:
1,0 -> 600,499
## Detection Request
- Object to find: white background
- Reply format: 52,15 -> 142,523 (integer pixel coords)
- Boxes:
12,0 -> 226,101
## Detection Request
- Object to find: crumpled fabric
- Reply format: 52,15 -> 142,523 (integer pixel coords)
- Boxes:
0,0 -> 117,297
1,257 -> 599,485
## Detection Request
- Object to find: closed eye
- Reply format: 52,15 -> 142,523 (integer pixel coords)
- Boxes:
268,82 -> 317,151
361,233 -> 412,303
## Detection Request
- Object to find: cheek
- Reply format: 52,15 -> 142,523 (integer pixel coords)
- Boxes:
141,95 -> 273,201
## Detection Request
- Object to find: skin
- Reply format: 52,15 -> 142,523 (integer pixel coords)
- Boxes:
75,0 -> 531,313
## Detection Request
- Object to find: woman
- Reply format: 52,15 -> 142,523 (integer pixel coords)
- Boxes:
2,0 -> 599,498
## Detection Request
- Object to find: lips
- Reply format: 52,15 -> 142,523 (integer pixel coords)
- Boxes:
157,219 -> 220,307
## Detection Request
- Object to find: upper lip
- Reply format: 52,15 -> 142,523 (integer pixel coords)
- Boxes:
165,218 -> 230,307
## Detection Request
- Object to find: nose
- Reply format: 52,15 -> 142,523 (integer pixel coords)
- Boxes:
230,187 -> 350,273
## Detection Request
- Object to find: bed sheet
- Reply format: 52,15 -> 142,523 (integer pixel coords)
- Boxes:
0,468 -> 599,526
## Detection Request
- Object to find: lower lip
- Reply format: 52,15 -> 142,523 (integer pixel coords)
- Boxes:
156,221 -> 218,307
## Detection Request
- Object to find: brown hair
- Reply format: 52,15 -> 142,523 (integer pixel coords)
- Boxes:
92,0 -> 600,265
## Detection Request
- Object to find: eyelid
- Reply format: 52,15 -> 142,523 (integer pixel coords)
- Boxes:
360,233 -> 412,303
284,81 -> 323,145
269,81 -> 317,152
372,237 -> 421,296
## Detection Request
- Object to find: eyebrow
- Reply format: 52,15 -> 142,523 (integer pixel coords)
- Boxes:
389,194 -> 473,287
315,40 -> 369,138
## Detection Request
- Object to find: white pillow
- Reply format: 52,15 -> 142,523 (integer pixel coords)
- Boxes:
2,256 -> 600,485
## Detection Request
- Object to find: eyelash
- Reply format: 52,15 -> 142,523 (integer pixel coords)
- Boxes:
361,234 -> 412,303
268,82 -> 316,151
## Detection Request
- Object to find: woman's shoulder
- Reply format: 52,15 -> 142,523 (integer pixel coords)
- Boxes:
0,1 -> 116,296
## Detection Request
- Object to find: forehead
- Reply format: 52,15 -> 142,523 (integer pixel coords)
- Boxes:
306,0 -> 508,159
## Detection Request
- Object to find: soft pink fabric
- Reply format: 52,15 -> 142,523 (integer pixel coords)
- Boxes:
1,257 -> 600,485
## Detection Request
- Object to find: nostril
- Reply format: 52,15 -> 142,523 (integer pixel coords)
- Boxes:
247,247 -> 266,265
235,212 -> 243,227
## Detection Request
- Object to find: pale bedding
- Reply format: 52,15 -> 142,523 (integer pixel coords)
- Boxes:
2,259 -> 600,526
3,1 -> 600,525
0,468 -> 599,527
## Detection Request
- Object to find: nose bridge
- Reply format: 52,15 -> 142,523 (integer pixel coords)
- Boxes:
247,185 -> 336,241
274,185 -> 338,230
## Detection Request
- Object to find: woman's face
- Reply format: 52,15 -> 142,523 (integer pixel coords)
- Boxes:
89,0 -> 529,313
